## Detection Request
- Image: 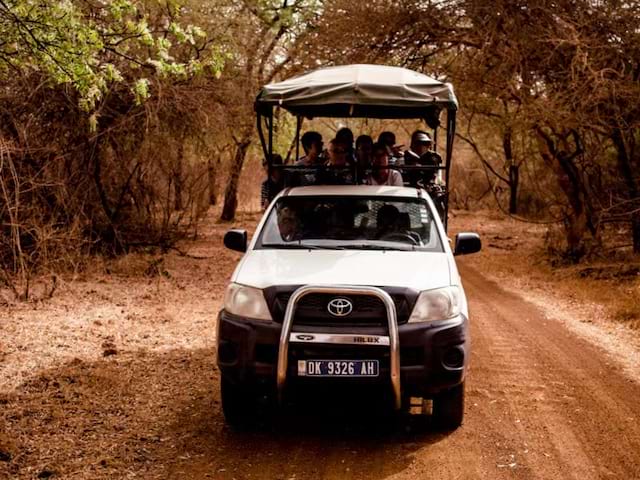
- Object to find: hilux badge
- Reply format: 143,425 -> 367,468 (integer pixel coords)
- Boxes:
327,298 -> 353,317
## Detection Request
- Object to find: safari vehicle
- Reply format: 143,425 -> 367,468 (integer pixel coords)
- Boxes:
217,65 -> 481,429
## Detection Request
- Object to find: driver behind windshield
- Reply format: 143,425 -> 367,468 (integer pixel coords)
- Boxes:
375,204 -> 401,239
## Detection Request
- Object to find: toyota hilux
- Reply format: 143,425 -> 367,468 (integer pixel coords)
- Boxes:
216,64 -> 480,429
218,185 -> 480,429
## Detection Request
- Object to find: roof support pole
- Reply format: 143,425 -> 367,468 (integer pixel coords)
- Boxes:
268,110 -> 273,164
444,109 -> 456,231
294,116 -> 303,164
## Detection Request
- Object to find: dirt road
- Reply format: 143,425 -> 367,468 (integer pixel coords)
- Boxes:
2,246 -> 640,478
167,263 -> 640,480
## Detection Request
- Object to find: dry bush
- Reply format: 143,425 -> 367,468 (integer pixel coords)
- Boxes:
0,76 -> 219,299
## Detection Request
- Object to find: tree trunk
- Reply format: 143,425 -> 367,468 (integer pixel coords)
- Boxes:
633,212 -> 640,255
208,157 -> 217,206
174,141 -> 184,211
536,127 -> 598,261
503,128 -> 518,214
611,126 -> 640,253
508,165 -> 519,215
221,136 -> 252,221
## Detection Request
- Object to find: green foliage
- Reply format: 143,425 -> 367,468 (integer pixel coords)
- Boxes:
0,0 -> 226,114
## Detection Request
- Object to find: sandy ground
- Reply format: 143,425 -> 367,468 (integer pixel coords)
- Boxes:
1,208 -> 640,479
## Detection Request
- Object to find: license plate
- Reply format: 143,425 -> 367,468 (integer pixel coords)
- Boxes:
297,360 -> 379,377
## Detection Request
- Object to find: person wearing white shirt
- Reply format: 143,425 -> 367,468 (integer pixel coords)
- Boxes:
367,142 -> 404,186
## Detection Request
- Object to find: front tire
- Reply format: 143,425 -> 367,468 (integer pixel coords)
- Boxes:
221,376 -> 273,429
221,376 -> 254,428
432,381 -> 465,430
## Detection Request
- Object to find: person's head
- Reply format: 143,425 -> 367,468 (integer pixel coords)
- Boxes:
355,135 -> 373,167
376,204 -> 400,235
327,138 -> 349,166
410,130 -> 432,156
377,131 -> 396,148
263,153 -> 283,181
336,127 -> 354,151
301,131 -> 323,158
371,142 -> 390,182
276,205 -> 299,241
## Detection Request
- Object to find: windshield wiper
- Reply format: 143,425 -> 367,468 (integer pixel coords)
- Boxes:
333,244 -> 414,251
261,242 -> 345,250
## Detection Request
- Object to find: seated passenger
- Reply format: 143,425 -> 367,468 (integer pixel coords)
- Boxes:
328,207 -> 355,239
296,131 -> 323,167
403,130 -> 442,187
261,154 -> 284,209
377,130 -> 404,165
336,127 -> 356,164
316,138 -> 355,185
355,134 -> 373,184
375,204 -> 400,239
366,142 -> 404,186
295,131 -> 323,186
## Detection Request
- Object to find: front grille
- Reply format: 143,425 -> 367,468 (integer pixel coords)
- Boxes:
264,286 -> 418,326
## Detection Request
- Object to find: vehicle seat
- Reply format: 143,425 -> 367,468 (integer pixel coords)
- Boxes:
397,211 -> 421,244
397,212 -> 411,230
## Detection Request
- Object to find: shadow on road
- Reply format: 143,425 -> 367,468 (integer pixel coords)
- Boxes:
1,348 -> 450,479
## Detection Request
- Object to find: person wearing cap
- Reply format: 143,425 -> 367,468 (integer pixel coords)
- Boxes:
403,130 -> 442,187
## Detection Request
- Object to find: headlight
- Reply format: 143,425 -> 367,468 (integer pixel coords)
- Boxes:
223,283 -> 272,321
408,286 -> 461,323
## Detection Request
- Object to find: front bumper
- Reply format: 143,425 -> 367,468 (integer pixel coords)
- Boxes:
217,310 -> 469,398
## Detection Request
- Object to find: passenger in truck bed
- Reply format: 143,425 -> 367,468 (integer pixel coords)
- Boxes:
336,127 -> 356,165
260,153 -> 285,209
315,138 -> 355,185
355,134 -> 373,184
366,142 -> 404,186
403,130 -> 442,187
295,131 -> 324,186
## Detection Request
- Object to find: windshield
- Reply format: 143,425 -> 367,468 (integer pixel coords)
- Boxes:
256,195 -> 443,252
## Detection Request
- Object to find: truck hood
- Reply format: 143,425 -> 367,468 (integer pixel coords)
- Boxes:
233,249 -> 453,291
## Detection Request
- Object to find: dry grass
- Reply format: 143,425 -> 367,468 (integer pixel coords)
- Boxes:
450,210 -> 640,330
1,202 -> 640,478
0,207 -> 262,478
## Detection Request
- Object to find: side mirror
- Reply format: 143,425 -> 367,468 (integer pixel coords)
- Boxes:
454,232 -> 481,256
224,229 -> 247,253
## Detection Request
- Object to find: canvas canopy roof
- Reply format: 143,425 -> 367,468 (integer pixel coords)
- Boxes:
255,64 -> 458,121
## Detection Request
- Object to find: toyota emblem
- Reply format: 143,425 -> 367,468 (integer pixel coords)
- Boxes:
327,298 -> 353,317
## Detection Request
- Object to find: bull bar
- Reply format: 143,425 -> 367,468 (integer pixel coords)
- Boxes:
276,285 -> 402,409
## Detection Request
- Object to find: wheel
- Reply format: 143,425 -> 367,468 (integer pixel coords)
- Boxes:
432,381 -> 465,430
221,376 -> 249,427
220,376 -> 272,429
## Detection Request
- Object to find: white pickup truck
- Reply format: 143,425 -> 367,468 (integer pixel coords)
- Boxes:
218,185 -> 481,429
217,64 -> 481,429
